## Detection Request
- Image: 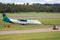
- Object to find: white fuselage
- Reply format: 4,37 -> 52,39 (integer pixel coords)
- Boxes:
10,18 -> 42,25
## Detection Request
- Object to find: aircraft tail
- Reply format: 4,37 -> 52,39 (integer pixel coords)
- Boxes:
2,12 -> 12,23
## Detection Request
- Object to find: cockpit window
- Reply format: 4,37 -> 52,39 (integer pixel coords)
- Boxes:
19,20 -> 27,22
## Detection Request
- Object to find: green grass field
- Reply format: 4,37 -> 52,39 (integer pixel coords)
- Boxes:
0,31 -> 60,40
0,12 -> 60,16
0,12 -> 60,40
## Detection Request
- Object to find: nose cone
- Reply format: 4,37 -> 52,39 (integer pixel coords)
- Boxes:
38,22 -> 42,24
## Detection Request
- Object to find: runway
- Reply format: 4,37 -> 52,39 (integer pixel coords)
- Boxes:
0,27 -> 60,34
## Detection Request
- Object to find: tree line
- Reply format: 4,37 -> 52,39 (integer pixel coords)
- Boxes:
0,2 -> 60,13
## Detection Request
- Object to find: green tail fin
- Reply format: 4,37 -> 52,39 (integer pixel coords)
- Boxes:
2,12 -> 12,23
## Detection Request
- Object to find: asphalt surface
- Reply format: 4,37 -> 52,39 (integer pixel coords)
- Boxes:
0,16 -> 60,19
0,27 -> 60,34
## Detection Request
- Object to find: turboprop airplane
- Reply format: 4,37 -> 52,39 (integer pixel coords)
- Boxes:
2,12 -> 42,25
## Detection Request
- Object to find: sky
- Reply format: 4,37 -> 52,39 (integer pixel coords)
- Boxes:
0,0 -> 60,4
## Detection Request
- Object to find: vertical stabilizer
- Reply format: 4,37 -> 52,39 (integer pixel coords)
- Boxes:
2,12 -> 12,22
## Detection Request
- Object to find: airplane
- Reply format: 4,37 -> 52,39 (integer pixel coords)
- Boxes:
2,12 -> 42,25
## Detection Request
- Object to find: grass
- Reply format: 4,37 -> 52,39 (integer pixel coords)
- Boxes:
0,31 -> 60,40
0,12 -> 60,40
0,12 -> 60,16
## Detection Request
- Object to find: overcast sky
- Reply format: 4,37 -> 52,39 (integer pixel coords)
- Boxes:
0,0 -> 60,4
